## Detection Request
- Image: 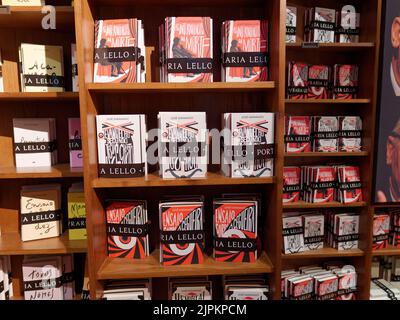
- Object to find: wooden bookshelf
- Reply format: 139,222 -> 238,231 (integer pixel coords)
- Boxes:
0,92 -> 79,101
285,152 -> 369,157
0,163 -> 83,179
282,248 -> 365,260
283,201 -> 368,209
285,99 -> 371,104
372,246 -> 400,257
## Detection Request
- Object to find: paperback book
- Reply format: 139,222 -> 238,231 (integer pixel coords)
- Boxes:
282,214 -> 305,254
312,116 -> 339,152
284,116 -> 311,153
307,65 -> 330,99
338,116 -> 362,152
67,183 -> 86,240
286,6 -> 297,43
305,7 -> 336,43
287,62 -> 308,99
333,64 -> 359,99
68,118 -> 83,168
283,167 -> 301,203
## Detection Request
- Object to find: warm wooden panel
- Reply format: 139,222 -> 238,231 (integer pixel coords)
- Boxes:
0,92 -> 78,101
283,200 -> 368,209
282,248 -> 365,260
371,246 -> 400,257
98,251 -> 273,280
0,163 -> 83,179
0,232 -> 87,255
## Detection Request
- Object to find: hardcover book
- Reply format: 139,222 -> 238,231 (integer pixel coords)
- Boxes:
283,167 -> 301,203
163,17 -> 213,83
337,165 -> 362,203
96,114 -> 147,178
303,214 -> 324,250
158,112 -> 207,179
286,6 -> 297,43
336,7 -> 360,43
285,116 -> 311,153
307,65 -> 330,99
222,113 -> 275,178
372,214 -> 390,250
159,199 -> 204,265
68,118 -> 83,168
338,116 -> 362,152
222,20 -> 268,82
13,118 -> 57,168
333,64 -> 359,99
306,7 -> 336,43
94,19 -> 145,83
214,199 -> 258,262
287,62 -> 308,99
19,43 -> 64,92
106,201 -> 149,259
20,184 -> 62,242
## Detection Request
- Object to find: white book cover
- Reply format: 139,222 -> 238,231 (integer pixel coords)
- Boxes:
20,43 -> 64,92
13,118 -> 56,168
283,215 -> 305,254
158,112 -> 208,179
96,114 -> 147,178
172,286 -> 211,300
286,6 -> 297,43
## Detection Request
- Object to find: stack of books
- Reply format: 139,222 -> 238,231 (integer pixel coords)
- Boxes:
169,277 -> 212,300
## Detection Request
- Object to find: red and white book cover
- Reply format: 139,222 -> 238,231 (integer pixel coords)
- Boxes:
160,202 -> 204,266
222,20 -> 268,82
165,17 -> 213,83
372,214 -> 390,250
310,166 -> 336,203
106,201 -> 149,259
214,200 -> 258,262
338,166 -> 362,203
312,116 -> 338,152
283,167 -> 301,203
333,64 -> 359,99
289,277 -> 314,300
94,19 -> 141,83
285,116 -> 311,153
338,116 -> 362,152
307,65 -> 330,99
315,275 -> 338,300
287,62 -> 308,99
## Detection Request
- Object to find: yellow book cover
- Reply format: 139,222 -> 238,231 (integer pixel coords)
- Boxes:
68,192 -> 86,240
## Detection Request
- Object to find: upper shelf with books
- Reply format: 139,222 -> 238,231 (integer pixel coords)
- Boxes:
87,82 -> 276,93
0,6 -> 74,30
97,250 -> 273,280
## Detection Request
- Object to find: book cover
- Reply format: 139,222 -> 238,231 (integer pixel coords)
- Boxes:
333,64 -> 359,99
282,215 -> 305,254
67,188 -> 86,240
158,112 -> 207,179
338,116 -> 362,152
20,43 -> 64,92
165,17 -> 213,83
337,165 -> 362,203
222,20 -> 268,82
285,116 -> 311,153
68,118 -> 83,168
214,200 -> 258,262
287,62 -> 308,99
308,7 -> 336,43
106,201 -> 149,259
303,214 -> 324,250
286,6 -> 297,43
308,166 -> 336,203
335,214 -> 360,250
96,114 -> 147,178
283,167 -> 301,203
171,282 -> 212,300
373,214 -> 390,250
307,65 -> 330,99
312,116 -> 339,152
336,7 -> 360,43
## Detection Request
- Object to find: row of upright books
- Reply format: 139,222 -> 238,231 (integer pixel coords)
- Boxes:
106,194 -> 260,265
96,112 -> 275,179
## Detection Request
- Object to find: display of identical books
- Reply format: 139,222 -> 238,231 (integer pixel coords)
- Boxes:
13,118 -> 57,168
221,20 -> 268,82
67,183 -> 86,240
22,255 -> 75,300
158,112 -> 208,179
94,18 -> 146,83
19,43 -> 65,92
20,184 -> 62,242
373,208 -> 400,249
96,114 -> 147,178
286,6 -> 297,43
0,256 -> 13,300
222,113 -> 275,178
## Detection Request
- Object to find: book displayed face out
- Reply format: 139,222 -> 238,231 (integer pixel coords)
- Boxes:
0,256 -> 13,301
67,183 -> 86,240
68,118 -> 83,168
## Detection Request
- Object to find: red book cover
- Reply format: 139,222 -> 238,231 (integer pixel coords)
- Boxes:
160,202 -> 204,266
338,166 -> 362,204
214,201 -> 258,263
285,116 -> 311,152
287,62 -> 308,99
106,201 -> 149,259
310,166 -> 336,203
307,65 -> 330,99
283,167 -> 301,203
372,214 -> 390,250
222,20 -> 268,82
333,64 -> 359,99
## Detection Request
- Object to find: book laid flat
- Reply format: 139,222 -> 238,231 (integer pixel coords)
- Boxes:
20,184 -> 62,242
13,118 -> 57,168
222,20 -> 268,82
94,18 -> 146,83
19,43 -> 64,92
96,114 -> 147,178
158,112 -> 207,179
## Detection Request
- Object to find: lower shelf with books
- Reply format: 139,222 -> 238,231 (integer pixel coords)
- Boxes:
97,251 -> 274,280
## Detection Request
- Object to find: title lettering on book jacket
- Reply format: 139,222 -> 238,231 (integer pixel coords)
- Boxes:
214,237 -> 257,252
21,210 -> 62,225
222,52 -> 268,67
68,217 -> 86,229
14,141 -> 57,154
225,144 -> 275,161
106,223 -> 149,237
98,163 -> 145,178
24,75 -> 64,88
23,277 -> 63,292
166,58 -> 213,73
160,230 -> 204,244
69,139 -> 82,151
94,47 -> 141,64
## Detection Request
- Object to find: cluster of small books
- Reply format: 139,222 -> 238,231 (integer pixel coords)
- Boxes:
283,165 -> 363,204
285,116 -> 362,153
0,256 -> 13,300
373,209 -> 400,250
287,62 -> 359,100
20,183 -> 86,242
371,256 -> 400,283
286,5 -> 360,43
96,112 -> 275,179
105,194 -> 260,265
282,264 -> 357,300
282,211 -> 360,254
12,118 -> 83,169
102,280 -> 151,300
22,255 -> 75,300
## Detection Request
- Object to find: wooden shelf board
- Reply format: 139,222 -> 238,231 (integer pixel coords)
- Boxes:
87,82 -> 275,93
372,245 -> 400,256
285,99 -> 371,104
0,232 -> 87,255
282,247 -> 364,260
0,6 -> 74,30
286,42 -> 375,50
0,92 -> 79,101
285,152 -> 368,158
0,163 -> 83,179
283,201 -> 367,209
92,172 -> 274,188
97,251 -> 273,280
93,0 -> 264,7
